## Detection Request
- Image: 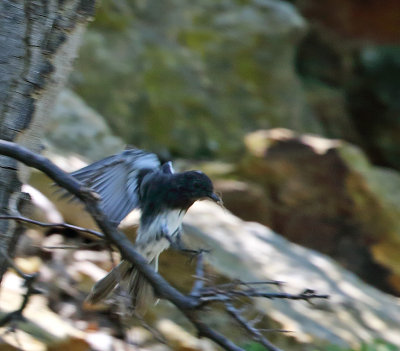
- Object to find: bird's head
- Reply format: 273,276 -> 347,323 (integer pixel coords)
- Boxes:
175,170 -> 222,208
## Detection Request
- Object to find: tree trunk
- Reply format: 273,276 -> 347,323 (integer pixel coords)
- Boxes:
0,0 -> 95,280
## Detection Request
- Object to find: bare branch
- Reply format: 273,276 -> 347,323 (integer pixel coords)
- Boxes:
0,248 -> 39,327
190,251 -> 206,297
0,248 -> 28,279
0,215 -> 104,239
41,242 -> 106,250
132,311 -> 167,345
225,301 -> 282,351
227,290 -> 329,301
194,319 -> 246,351
217,280 -> 284,289
197,284 -> 329,304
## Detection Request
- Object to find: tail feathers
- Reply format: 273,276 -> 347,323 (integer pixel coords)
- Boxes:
125,266 -> 155,314
85,260 -> 131,304
85,259 -> 157,314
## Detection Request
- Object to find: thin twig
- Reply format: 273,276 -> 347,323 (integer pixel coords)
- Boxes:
258,329 -> 292,333
231,290 -> 329,301
194,319 -> 245,351
198,288 -> 329,303
217,280 -> 284,289
0,215 -> 104,239
225,301 -> 283,351
190,252 -> 206,297
0,248 -> 39,327
132,311 -> 167,345
0,248 -> 26,279
41,242 -> 106,250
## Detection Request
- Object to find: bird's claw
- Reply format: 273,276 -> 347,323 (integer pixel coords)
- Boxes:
183,248 -> 211,263
166,236 -> 210,259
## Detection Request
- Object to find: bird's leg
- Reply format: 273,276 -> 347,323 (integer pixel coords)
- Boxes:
174,234 -> 210,257
161,225 -> 210,257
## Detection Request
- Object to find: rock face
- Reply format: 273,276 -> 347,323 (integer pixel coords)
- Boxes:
213,179 -> 270,225
71,0 -> 322,158
236,129 -> 400,295
182,202 -> 400,348
46,90 -> 124,161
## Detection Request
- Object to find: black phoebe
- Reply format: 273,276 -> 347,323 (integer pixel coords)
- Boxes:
71,148 -> 221,312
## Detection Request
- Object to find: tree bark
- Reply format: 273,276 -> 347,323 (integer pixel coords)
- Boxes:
0,0 -> 95,280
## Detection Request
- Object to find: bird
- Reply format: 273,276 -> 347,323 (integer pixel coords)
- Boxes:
70,148 -> 221,313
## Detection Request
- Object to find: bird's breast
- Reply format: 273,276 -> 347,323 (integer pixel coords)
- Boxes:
135,209 -> 185,260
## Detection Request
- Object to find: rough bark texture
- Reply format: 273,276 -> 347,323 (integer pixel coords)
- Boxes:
0,0 -> 95,280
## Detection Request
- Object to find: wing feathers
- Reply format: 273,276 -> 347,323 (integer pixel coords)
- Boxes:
70,149 -> 160,225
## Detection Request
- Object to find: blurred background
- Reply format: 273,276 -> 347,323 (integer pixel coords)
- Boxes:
5,0 -> 400,350
68,0 -> 400,165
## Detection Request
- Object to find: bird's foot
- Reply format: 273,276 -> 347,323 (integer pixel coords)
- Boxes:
165,235 -> 211,259
185,248 -> 211,263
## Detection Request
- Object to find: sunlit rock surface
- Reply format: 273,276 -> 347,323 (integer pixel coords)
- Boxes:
236,129 -> 400,295
183,202 -> 400,348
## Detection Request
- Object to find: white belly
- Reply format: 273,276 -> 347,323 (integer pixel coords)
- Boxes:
135,209 -> 185,264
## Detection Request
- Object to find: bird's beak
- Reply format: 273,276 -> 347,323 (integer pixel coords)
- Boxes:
208,192 -> 222,205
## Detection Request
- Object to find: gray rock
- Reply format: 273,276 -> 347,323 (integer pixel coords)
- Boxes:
28,89 -> 125,229
238,128 -> 400,295
183,202 -> 400,348
71,0 -> 322,158
46,89 -> 124,162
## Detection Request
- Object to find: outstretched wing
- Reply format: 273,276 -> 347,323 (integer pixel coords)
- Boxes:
71,149 -> 160,225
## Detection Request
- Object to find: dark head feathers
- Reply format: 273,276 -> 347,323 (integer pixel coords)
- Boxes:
177,171 -> 218,202
139,169 -> 221,214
